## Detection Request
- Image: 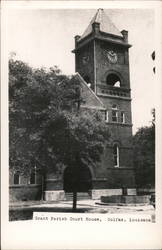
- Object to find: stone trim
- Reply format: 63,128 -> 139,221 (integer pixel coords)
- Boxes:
9,184 -> 41,188
44,190 -> 65,201
97,93 -> 131,101
92,178 -> 107,181
107,167 -> 134,170
97,84 -> 131,93
92,189 -> 122,199
91,188 -> 136,200
73,34 -> 131,53
99,30 -> 123,40
45,178 -> 62,182
72,36 -> 94,53
95,36 -> 132,48
106,145 -> 133,149
107,122 -> 133,127
81,105 -> 106,111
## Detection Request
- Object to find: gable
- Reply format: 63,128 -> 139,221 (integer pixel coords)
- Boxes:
73,73 -> 105,110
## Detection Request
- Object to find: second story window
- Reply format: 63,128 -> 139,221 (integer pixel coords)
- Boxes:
112,105 -> 118,122
121,111 -> 125,123
105,110 -> 109,122
113,144 -> 119,167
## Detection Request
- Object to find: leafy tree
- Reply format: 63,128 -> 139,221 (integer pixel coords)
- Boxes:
9,59 -> 76,175
41,109 -> 109,209
9,58 -> 110,208
133,52 -> 155,189
133,112 -> 155,188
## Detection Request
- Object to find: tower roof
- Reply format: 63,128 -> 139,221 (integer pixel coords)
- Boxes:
79,9 -> 123,41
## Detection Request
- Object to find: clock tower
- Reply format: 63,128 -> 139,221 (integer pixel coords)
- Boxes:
73,9 -> 135,195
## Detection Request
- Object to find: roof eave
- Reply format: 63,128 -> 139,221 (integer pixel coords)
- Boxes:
72,34 -> 132,53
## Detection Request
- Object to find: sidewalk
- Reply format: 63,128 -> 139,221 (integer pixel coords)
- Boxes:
10,199 -> 155,214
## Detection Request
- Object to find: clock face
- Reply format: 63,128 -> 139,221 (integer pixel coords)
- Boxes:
107,50 -> 118,64
82,55 -> 89,64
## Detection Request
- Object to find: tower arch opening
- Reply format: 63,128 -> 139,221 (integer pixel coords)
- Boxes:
106,73 -> 121,87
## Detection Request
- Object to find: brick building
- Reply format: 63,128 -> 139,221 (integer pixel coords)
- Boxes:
10,9 -> 136,201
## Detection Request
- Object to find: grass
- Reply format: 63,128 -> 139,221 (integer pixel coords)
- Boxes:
9,199 -> 155,221
9,202 -> 91,221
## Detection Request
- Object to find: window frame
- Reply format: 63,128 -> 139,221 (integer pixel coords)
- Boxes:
29,166 -> 37,184
105,110 -> 109,123
113,144 -> 120,167
29,172 -> 36,184
13,172 -> 20,185
121,111 -> 125,124
112,105 -> 118,123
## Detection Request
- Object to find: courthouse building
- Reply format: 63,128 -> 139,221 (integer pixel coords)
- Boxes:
10,9 -> 136,201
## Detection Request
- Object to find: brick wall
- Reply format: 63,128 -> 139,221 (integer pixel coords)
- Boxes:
9,185 -> 42,201
95,40 -> 130,88
45,179 -> 63,191
92,168 -> 135,189
75,42 -> 95,90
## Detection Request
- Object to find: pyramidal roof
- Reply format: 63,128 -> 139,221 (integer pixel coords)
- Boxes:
79,9 -> 123,41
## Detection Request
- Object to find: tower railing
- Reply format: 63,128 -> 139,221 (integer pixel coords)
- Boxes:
96,84 -> 131,98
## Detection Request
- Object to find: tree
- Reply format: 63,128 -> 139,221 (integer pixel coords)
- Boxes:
42,109 -> 109,210
133,111 -> 155,188
9,58 -> 110,208
132,52 -> 156,189
9,58 -> 77,176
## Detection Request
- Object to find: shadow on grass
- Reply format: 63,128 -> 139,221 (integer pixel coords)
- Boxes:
9,207 -> 91,221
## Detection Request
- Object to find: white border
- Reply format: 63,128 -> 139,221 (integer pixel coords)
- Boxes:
1,1 -> 162,249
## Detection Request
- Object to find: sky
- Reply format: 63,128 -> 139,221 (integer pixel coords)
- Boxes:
6,7 -> 156,134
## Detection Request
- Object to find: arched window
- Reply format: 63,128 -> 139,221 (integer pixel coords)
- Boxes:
106,73 -> 121,87
13,172 -> 20,184
112,104 -> 117,109
113,144 -> 119,167
112,104 -> 118,122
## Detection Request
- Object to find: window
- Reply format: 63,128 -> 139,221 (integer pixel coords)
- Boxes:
14,173 -> 20,184
105,110 -> 109,122
106,73 -> 121,87
30,172 -> 36,184
121,112 -> 125,123
112,110 -> 118,122
112,104 -> 117,109
113,144 -> 119,167
112,105 -> 118,122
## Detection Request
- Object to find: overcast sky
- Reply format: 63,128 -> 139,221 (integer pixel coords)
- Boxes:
6,7 -> 155,134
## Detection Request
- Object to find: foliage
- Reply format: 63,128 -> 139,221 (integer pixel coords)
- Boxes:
133,119 -> 155,188
41,109 -> 109,170
9,58 -> 109,177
